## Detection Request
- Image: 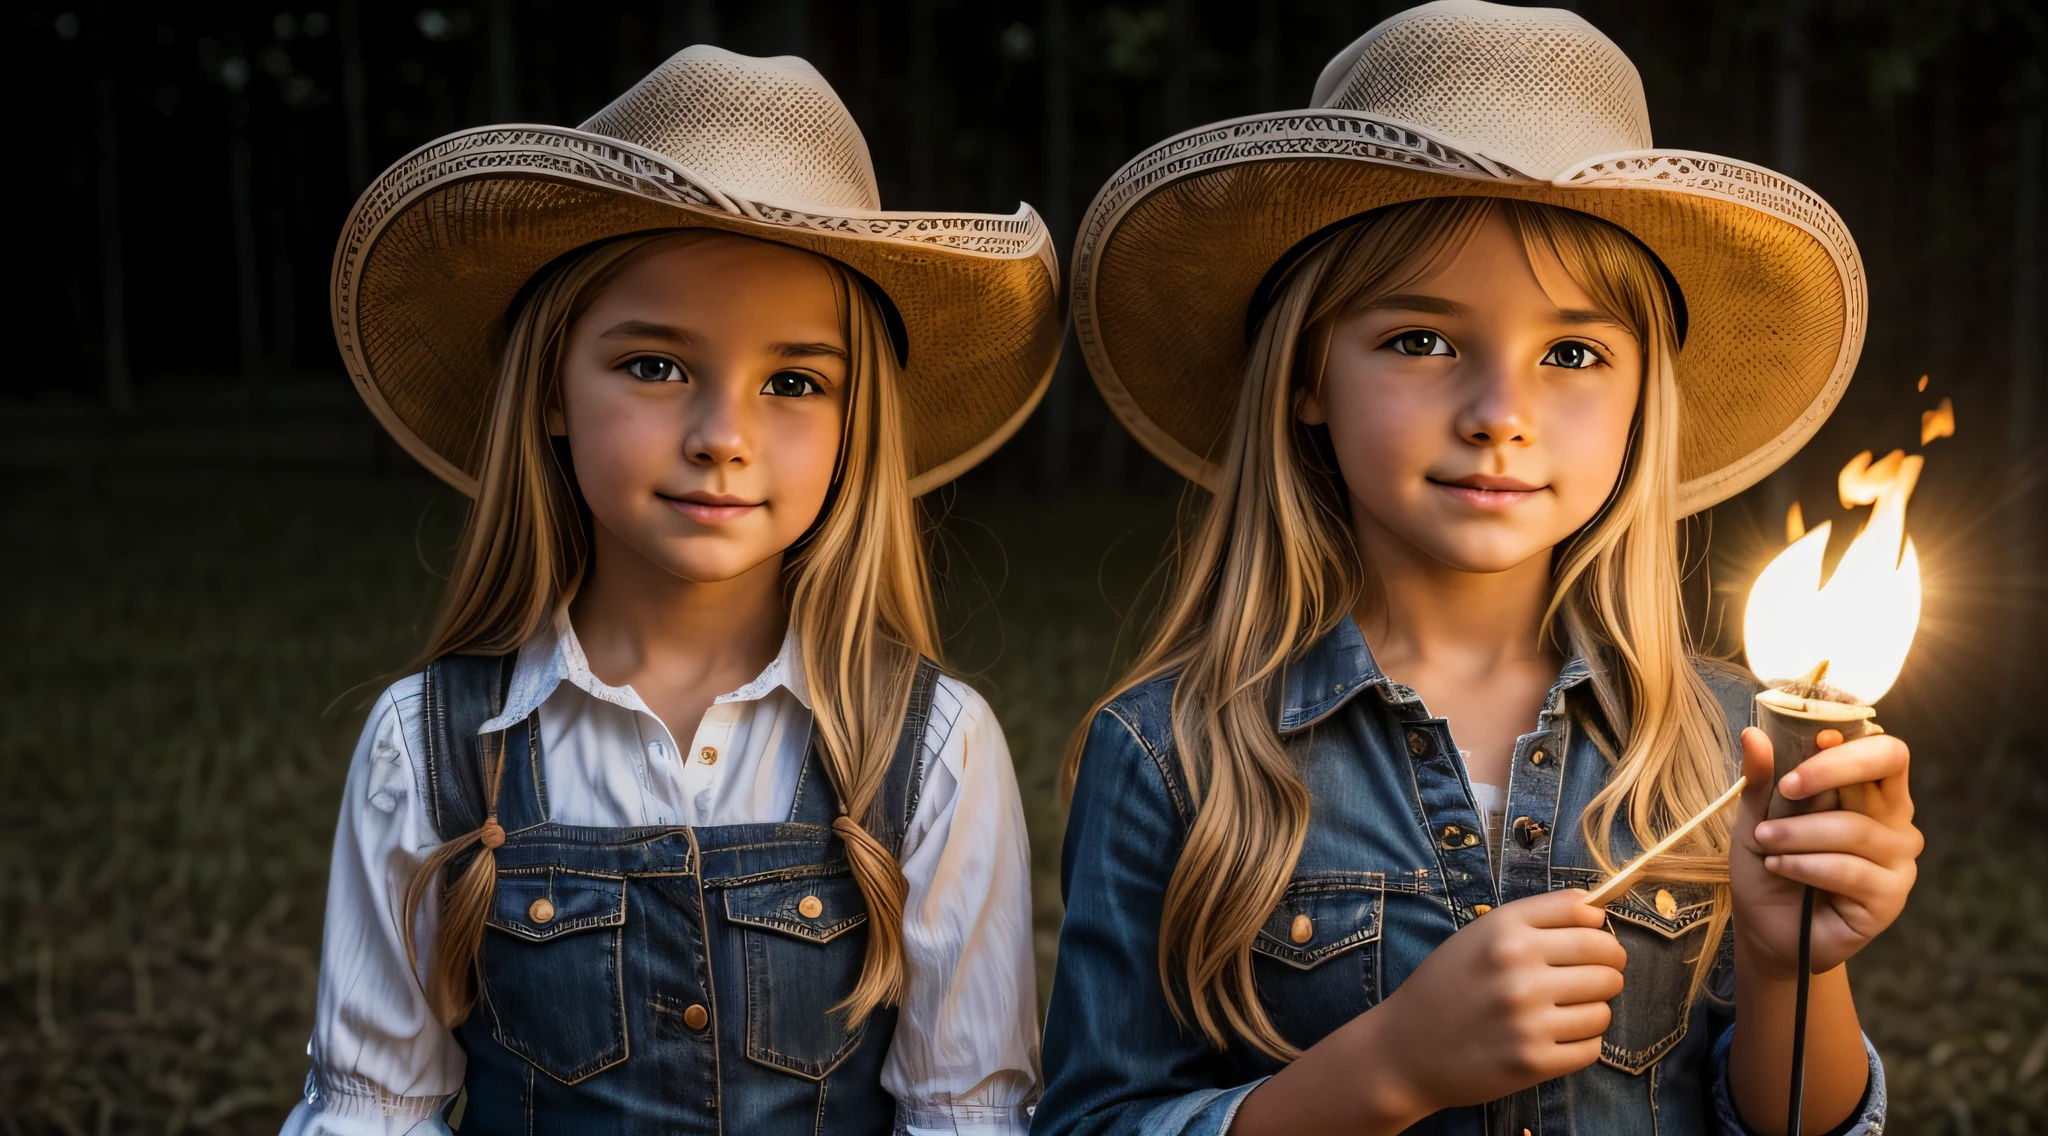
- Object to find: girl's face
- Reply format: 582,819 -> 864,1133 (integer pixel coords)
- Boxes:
554,234 -> 849,585
1299,212 -> 1643,575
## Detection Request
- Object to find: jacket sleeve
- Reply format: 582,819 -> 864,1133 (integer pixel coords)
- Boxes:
1030,702 -> 1271,1136
1710,1025 -> 1887,1136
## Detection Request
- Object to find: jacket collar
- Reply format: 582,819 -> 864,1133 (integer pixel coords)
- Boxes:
1277,613 -> 1597,734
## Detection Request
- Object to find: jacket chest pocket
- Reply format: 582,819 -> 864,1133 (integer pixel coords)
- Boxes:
1588,877 -> 1718,1074
476,868 -> 629,1084
723,872 -> 870,1079
1248,876 -> 1384,1051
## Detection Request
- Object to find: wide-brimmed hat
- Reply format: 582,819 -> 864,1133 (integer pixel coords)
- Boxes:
333,46 -> 1061,497
1071,0 -> 1865,513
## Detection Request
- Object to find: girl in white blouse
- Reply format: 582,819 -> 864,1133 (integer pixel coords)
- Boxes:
286,46 -> 1062,1136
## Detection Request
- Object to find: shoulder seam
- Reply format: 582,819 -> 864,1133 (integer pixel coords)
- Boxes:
1103,701 -> 1192,824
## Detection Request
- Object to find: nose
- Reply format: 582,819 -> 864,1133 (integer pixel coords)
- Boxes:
681,383 -> 750,469
1454,362 -> 1534,451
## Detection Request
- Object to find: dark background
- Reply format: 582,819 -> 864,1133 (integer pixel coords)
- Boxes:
5,1 -> 2044,1132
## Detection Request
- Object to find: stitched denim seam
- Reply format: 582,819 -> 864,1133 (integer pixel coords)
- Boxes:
1104,701 -> 1192,824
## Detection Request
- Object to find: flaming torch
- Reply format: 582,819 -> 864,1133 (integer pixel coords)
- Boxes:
1740,447 -> 1924,1135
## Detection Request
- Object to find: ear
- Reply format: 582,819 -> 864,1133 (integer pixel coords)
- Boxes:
544,389 -> 567,437
1293,318 -> 1335,425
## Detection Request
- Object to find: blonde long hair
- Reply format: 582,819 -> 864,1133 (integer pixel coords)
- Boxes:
400,230 -> 938,1029
1067,197 -> 1734,1060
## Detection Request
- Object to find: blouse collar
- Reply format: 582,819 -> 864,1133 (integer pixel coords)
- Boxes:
479,606 -> 811,734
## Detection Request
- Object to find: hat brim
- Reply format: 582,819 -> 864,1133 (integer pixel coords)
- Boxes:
1071,111 -> 1866,514
333,125 -> 1064,498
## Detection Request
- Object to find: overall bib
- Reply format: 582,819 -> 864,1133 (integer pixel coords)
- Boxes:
422,653 -> 939,1135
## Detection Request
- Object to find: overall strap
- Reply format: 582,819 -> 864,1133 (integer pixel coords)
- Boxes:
787,657 -> 942,858
420,653 -> 535,843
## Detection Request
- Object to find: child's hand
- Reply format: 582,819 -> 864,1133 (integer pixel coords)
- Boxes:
1376,889 -> 1626,1111
1730,725 -> 1923,978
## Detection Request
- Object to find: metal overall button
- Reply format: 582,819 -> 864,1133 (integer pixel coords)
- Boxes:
1406,729 -> 1428,756
682,1003 -> 709,1030
798,894 -> 824,919
527,897 -> 555,924
1512,816 -> 1546,850
1439,824 -> 1478,850
1289,914 -> 1313,943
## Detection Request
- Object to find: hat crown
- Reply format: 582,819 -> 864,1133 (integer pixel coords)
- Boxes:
1312,0 -> 1651,181
580,45 -> 881,211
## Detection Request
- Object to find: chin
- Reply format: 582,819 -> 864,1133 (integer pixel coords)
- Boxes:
1421,535 -> 1553,575
646,540 -> 782,586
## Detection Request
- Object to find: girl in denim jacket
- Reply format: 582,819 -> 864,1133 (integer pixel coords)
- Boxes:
283,47 -> 1056,1136
1038,4 -> 1917,1134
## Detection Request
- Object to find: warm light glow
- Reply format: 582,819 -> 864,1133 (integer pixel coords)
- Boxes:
1745,452 -> 1924,704
1785,501 -> 1805,543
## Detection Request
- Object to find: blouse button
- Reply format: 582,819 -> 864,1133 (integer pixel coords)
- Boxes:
682,1003 -> 709,1030
528,898 -> 556,924
1289,914 -> 1313,944
798,894 -> 824,919
699,745 -> 719,766
1655,888 -> 1679,920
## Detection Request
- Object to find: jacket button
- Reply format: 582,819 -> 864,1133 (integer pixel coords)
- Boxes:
1406,729 -> 1427,755
527,898 -> 555,924
1529,748 -> 1546,766
1473,904 -> 1493,916
682,1003 -> 709,1030
1289,914 -> 1313,944
798,894 -> 824,919
1655,888 -> 1679,919
1512,816 -> 1544,850
699,745 -> 719,765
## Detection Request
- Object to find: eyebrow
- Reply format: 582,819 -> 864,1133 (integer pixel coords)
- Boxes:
1363,294 -> 1626,329
597,321 -> 848,360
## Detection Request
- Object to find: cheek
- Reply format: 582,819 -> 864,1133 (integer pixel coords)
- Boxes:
1320,375 -> 1442,499
560,371 -> 677,504
1550,382 -> 1640,517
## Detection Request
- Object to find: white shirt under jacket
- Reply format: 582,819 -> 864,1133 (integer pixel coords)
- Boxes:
281,610 -> 1040,1136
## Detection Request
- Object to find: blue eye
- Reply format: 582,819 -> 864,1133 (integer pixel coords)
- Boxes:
623,356 -> 680,382
1542,341 -> 1603,369
761,371 -> 824,398
1387,330 -> 1454,357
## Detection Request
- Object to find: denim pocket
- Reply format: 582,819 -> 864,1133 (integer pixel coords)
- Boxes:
1584,876 -> 1717,1074
723,871 -> 870,1079
476,868 -> 629,1084
1248,874 -> 1385,1049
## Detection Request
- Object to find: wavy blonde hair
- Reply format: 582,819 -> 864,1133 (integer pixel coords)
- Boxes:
400,229 -> 937,1029
1067,197 -> 1734,1060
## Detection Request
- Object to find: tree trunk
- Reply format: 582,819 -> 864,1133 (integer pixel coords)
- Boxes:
910,0 -> 935,204
2007,56 -> 2043,713
1038,0 -> 1072,497
227,74 -> 265,402
488,0 -> 517,120
339,0 -> 369,190
1759,0 -> 1808,528
90,0 -> 131,412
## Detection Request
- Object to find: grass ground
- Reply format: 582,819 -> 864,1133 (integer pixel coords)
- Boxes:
3,403 -> 2042,1133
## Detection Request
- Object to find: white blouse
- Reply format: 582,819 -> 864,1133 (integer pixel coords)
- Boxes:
281,611 -> 1039,1135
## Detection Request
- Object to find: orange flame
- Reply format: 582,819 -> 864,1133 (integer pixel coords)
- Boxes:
1921,397 -> 1955,445
1746,452 -> 1923,704
1785,501 -> 1805,543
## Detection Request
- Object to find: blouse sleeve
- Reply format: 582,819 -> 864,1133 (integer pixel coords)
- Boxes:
882,677 -> 1042,1135
278,676 -> 463,1136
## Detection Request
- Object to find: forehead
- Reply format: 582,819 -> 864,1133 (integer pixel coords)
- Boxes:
1410,211 -> 1602,315
600,234 -> 842,318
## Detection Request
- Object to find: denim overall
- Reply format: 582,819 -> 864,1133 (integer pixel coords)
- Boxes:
1034,615 -> 1885,1136
423,653 -> 939,1135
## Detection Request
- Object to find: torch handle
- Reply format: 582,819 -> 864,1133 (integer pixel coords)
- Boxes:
1787,885 -> 1816,1136
1755,701 -> 1877,821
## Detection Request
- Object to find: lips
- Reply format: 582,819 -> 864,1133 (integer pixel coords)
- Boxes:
659,491 -> 762,523
1428,474 -> 1545,510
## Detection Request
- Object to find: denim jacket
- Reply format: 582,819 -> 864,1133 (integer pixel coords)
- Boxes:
1033,615 -> 1886,1136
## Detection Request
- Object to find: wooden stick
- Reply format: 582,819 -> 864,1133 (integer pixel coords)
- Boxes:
1582,776 -> 1747,907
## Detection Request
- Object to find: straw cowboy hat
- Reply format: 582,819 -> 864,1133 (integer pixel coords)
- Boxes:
333,46 -> 1062,497
1071,0 -> 1865,512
